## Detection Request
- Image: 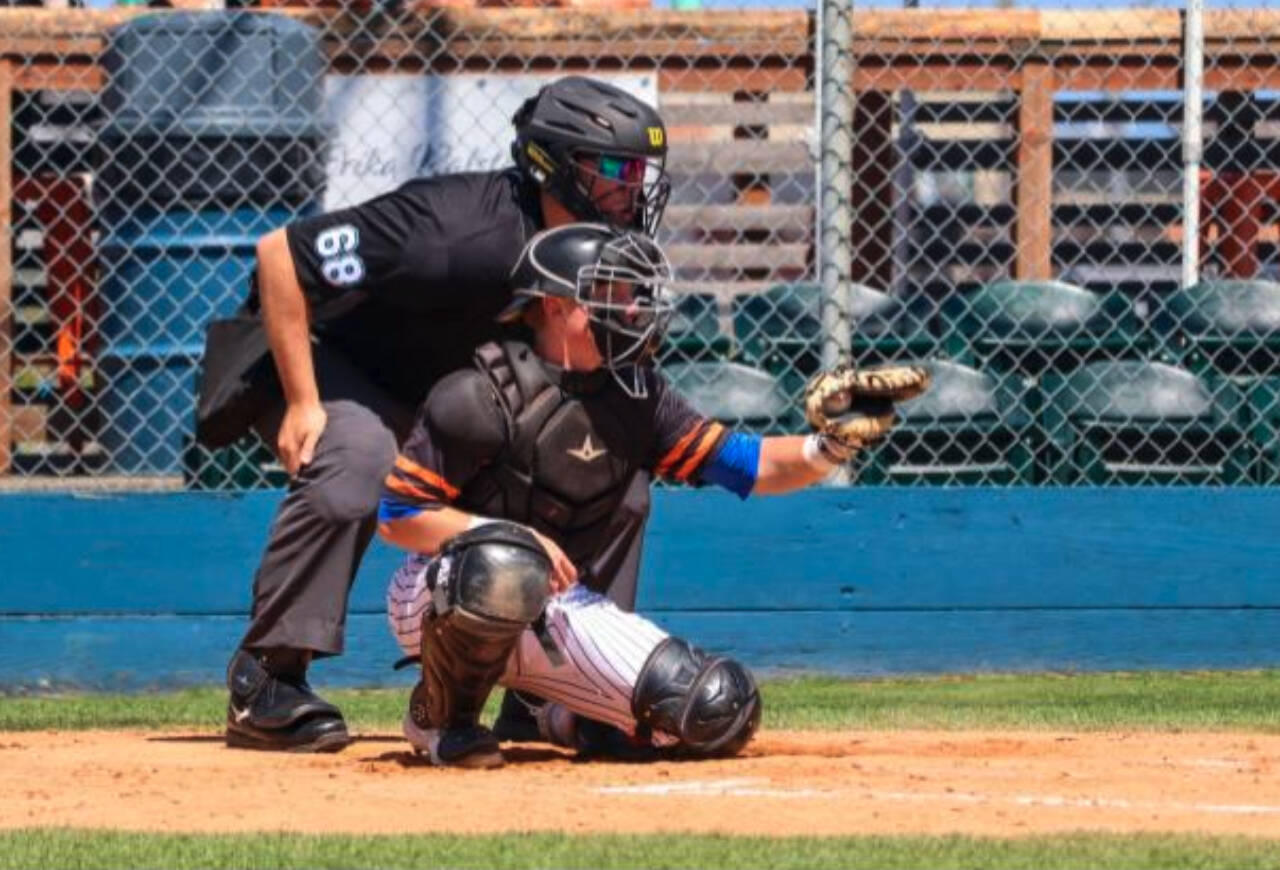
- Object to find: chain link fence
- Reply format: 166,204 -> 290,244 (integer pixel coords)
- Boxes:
0,1 -> 1277,490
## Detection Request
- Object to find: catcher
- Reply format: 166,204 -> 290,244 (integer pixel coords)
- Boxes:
377,222 -> 929,767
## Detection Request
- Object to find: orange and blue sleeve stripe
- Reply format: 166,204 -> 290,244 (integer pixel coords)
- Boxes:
379,455 -> 459,522
655,420 -> 727,483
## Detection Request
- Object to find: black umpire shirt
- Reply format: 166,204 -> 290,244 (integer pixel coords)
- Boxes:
269,168 -> 542,406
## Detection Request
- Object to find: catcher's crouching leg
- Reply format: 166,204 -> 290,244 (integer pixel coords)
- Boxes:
632,637 -> 762,758
406,523 -> 553,768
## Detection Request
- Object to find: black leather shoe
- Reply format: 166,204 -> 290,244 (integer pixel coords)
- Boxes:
224,649 -> 351,753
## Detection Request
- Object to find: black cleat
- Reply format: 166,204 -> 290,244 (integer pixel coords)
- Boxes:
491,689 -> 545,743
493,690 -> 658,759
574,717 -> 662,762
404,717 -> 505,769
403,679 -> 504,768
224,649 -> 351,753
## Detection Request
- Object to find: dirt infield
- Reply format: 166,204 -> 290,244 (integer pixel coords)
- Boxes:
3,728 -> 1280,838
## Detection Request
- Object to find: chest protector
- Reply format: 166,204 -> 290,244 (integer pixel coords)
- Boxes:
459,342 -> 646,575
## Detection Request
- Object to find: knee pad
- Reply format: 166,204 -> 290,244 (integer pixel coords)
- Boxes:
432,523 -> 554,624
416,523 -> 553,729
632,637 -> 762,757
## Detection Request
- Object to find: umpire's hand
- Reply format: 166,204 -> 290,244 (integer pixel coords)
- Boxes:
278,400 -> 328,476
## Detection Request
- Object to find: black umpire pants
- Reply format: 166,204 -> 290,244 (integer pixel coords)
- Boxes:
237,345 -> 415,658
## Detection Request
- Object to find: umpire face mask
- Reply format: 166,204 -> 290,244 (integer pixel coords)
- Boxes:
576,233 -> 673,399
572,151 -> 671,235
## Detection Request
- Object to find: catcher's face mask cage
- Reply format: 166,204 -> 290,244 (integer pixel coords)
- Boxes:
576,232 -> 673,398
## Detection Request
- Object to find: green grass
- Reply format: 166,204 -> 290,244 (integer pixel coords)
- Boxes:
2,671 -> 1280,733
3,830 -> 1280,870
5,674 -> 1280,868
764,670 -> 1280,731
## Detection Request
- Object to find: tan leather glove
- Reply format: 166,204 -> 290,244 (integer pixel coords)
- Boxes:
803,364 -> 932,461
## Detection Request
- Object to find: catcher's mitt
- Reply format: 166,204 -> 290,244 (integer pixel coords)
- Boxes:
803,364 -> 931,452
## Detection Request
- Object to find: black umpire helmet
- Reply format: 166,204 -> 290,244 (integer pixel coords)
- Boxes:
500,223 -> 673,399
512,77 -> 671,235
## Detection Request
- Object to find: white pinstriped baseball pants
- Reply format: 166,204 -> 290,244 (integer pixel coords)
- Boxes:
387,553 -> 669,736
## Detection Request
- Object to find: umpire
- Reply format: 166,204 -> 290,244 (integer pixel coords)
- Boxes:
201,77 -> 671,752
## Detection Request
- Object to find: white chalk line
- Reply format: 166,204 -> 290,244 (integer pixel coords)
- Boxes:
595,779 -> 1280,815
597,778 -> 831,799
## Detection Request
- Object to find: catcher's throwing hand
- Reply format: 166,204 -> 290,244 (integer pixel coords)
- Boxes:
803,364 -> 931,459
529,527 -> 578,593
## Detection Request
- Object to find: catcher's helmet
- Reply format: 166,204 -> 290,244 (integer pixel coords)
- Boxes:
501,223 -> 673,399
512,77 -> 670,234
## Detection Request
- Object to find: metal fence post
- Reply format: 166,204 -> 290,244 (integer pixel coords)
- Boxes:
818,0 -> 855,372
1182,0 -> 1205,290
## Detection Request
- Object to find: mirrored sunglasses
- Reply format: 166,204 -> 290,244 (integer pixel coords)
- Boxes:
596,155 -> 646,183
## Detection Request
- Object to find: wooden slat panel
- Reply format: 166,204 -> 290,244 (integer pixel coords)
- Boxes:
0,36 -> 104,56
1015,60 -> 1053,281
667,141 -> 812,175
13,62 -> 101,93
0,7 -> 1252,46
664,204 -> 812,233
1203,9 -> 1280,39
857,57 -> 1194,95
1039,9 -> 1181,42
0,9 -> 1260,101
850,9 -> 1043,42
1052,60 -> 1181,93
443,39 -> 805,62
660,66 -> 809,94
1055,190 -> 1181,208
853,64 -> 1020,98
428,7 -> 809,48
851,39 -> 1031,58
913,122 -> 1014,141
642,488 -> 1280,611
0,492 -> 305,613
0,8 -> 1272,74
667,242 -> 808,272
1205,40 -> 1280,59
660,100 -> 814,127
1203,65 -> 1280,93
652,609 -> 1280,676
301,6 -> 814,59
0,7 -> 141,34
430,8 -> 809,62
4,489 -> 1280,615
7,607 -> 1280,689
854,40 -> 1182,59
11,405 -> 45,443
4,488 -> 1280,687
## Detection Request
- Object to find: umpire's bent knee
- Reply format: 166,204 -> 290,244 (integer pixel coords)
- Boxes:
298,401 -> 398,524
